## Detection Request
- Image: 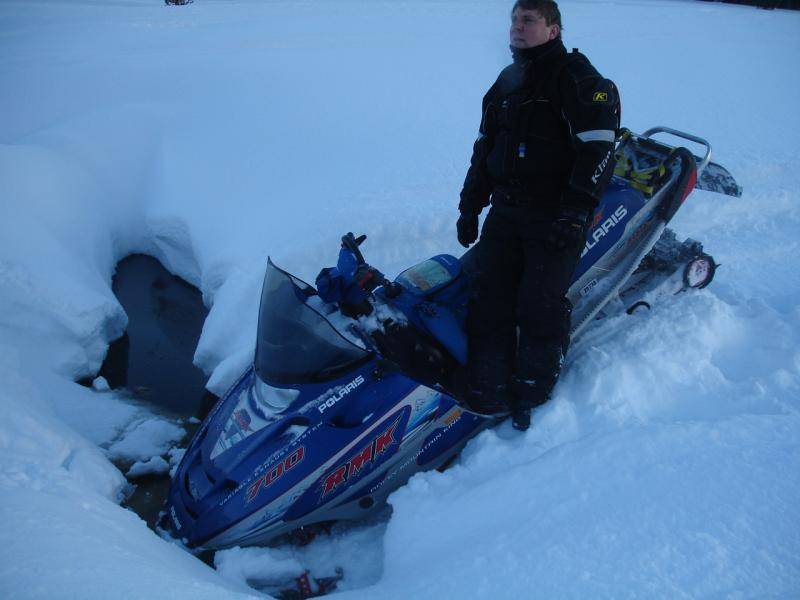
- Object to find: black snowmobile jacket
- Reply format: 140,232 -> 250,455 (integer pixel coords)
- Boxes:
459,38 -> 619,217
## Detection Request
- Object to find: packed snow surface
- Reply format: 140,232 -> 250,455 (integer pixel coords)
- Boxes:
1,0 -> 799,598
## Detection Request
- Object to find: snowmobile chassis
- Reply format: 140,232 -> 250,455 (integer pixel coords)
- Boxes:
162,126 -> 741,550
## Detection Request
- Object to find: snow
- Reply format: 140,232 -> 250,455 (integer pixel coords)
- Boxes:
1,0 -> 799,598
215,517 -> 387,596
127,455 -> 170,478
106,416 -> 184,464
91,376 -> 110,392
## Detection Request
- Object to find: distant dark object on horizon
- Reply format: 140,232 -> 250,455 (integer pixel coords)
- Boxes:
161,0 -> 799,10
698,0 -> 800,9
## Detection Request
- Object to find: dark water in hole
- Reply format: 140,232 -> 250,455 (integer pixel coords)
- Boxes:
99,254 -> 214,417
84,254 -> 218,539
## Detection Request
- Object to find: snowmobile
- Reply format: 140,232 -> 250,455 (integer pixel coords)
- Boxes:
164,127 -> 741,549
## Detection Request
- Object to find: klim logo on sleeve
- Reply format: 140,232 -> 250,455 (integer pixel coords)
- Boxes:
592,92 -> 608,102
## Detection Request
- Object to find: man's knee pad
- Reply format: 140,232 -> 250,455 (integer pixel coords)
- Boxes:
517,294 -> 572,341
467,284 -> 517,337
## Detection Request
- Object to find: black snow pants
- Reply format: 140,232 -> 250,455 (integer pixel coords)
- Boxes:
466,202 -> 586,410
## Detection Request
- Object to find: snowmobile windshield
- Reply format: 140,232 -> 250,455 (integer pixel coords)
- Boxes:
254,260 -> 372,385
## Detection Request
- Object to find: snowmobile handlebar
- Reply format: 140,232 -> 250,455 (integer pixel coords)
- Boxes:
340,232 -> 402,299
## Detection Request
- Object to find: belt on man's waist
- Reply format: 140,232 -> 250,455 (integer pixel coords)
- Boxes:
491,185 -> 563,210
491,185 -> 591,224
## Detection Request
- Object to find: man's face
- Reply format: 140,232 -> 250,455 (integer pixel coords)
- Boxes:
509,8 -> 560,49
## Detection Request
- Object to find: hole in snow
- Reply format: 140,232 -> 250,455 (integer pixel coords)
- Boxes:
78,254 -> 217,534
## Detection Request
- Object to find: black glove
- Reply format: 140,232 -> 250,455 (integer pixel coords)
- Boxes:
546,207 -> 590,252
457,212 -> 479,248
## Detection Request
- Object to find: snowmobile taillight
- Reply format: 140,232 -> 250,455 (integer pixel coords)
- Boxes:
679,168 -> 697,205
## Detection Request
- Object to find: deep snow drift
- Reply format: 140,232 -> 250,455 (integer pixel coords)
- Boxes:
1,0 -> 799,598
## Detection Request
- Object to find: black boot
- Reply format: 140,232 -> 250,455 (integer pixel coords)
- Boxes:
508,376 -> 552,431
510,405 -> 531,431
450,364 -> 511,416
462,384 -> 512,417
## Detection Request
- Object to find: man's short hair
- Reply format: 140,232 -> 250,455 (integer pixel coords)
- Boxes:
512,0 -> 562,31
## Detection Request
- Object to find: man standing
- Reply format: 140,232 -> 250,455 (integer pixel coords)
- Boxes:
457,0 -> 619,430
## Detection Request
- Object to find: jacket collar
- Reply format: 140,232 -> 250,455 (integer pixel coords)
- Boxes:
510,38 -> 566,68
